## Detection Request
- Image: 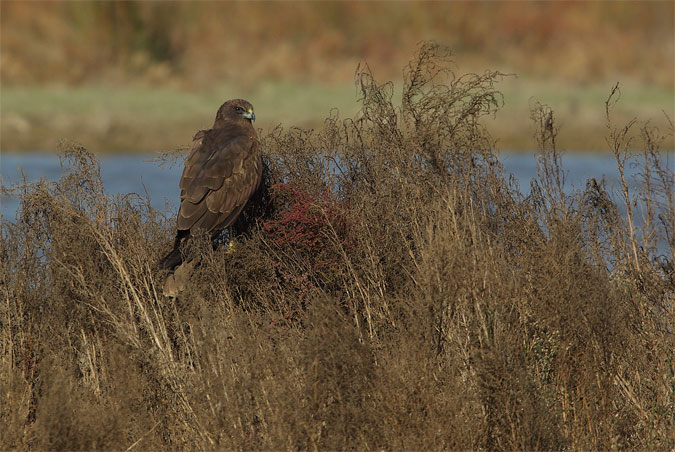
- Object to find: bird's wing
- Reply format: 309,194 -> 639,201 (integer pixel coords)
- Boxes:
176,132 -> 261,233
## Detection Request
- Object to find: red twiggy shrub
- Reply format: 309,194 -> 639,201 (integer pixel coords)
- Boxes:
261,184 -> 354,270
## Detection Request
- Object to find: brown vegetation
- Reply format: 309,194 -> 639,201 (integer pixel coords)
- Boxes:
2,1 -> 673,86
1,44 -> 673,450
3,1 -> 673,152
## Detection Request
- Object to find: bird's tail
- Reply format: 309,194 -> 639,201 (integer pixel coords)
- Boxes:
160,230 -> 191,271
159,246 -> 183,271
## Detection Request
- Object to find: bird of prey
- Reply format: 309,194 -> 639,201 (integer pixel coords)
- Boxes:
160,99 -> 261,271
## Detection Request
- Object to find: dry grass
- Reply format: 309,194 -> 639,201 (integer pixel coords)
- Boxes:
1,44 -> 673,450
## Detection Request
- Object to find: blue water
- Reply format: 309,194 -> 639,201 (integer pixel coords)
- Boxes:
1,153 -> 184,220
1,151 -> 672,222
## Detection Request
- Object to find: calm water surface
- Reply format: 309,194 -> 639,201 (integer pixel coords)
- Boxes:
1,151 -> 673,221
1,153 -> 183,219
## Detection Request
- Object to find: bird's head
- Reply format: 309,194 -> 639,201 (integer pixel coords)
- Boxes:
214,99 -> 255,128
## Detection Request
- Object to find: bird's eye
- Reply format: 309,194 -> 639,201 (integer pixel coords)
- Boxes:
234,106 -> 244,112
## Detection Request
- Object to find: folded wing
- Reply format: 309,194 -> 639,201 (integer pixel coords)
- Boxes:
176,130 -> 261,234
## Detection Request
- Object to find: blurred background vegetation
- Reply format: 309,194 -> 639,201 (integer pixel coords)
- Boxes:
1,0 -> 673,152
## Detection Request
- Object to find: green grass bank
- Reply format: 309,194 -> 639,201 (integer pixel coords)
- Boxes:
2,77 -> 673,153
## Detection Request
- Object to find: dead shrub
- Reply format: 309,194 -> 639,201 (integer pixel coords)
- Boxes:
1,43 -> 673,450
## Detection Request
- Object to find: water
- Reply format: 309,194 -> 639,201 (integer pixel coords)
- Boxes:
1,153 -> 184,220
498,151 -> 655,195
1,151 -> 673,221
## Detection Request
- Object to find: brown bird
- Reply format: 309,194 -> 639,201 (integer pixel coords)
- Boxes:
160,99 -> 261,271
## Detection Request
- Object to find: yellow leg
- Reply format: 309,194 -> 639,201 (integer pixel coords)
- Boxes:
226,228 -> 236,254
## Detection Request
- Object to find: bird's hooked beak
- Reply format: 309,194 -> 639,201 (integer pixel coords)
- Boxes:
242,108 -> 255,122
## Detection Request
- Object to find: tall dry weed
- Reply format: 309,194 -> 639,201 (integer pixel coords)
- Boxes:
1,43 -> 673,450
